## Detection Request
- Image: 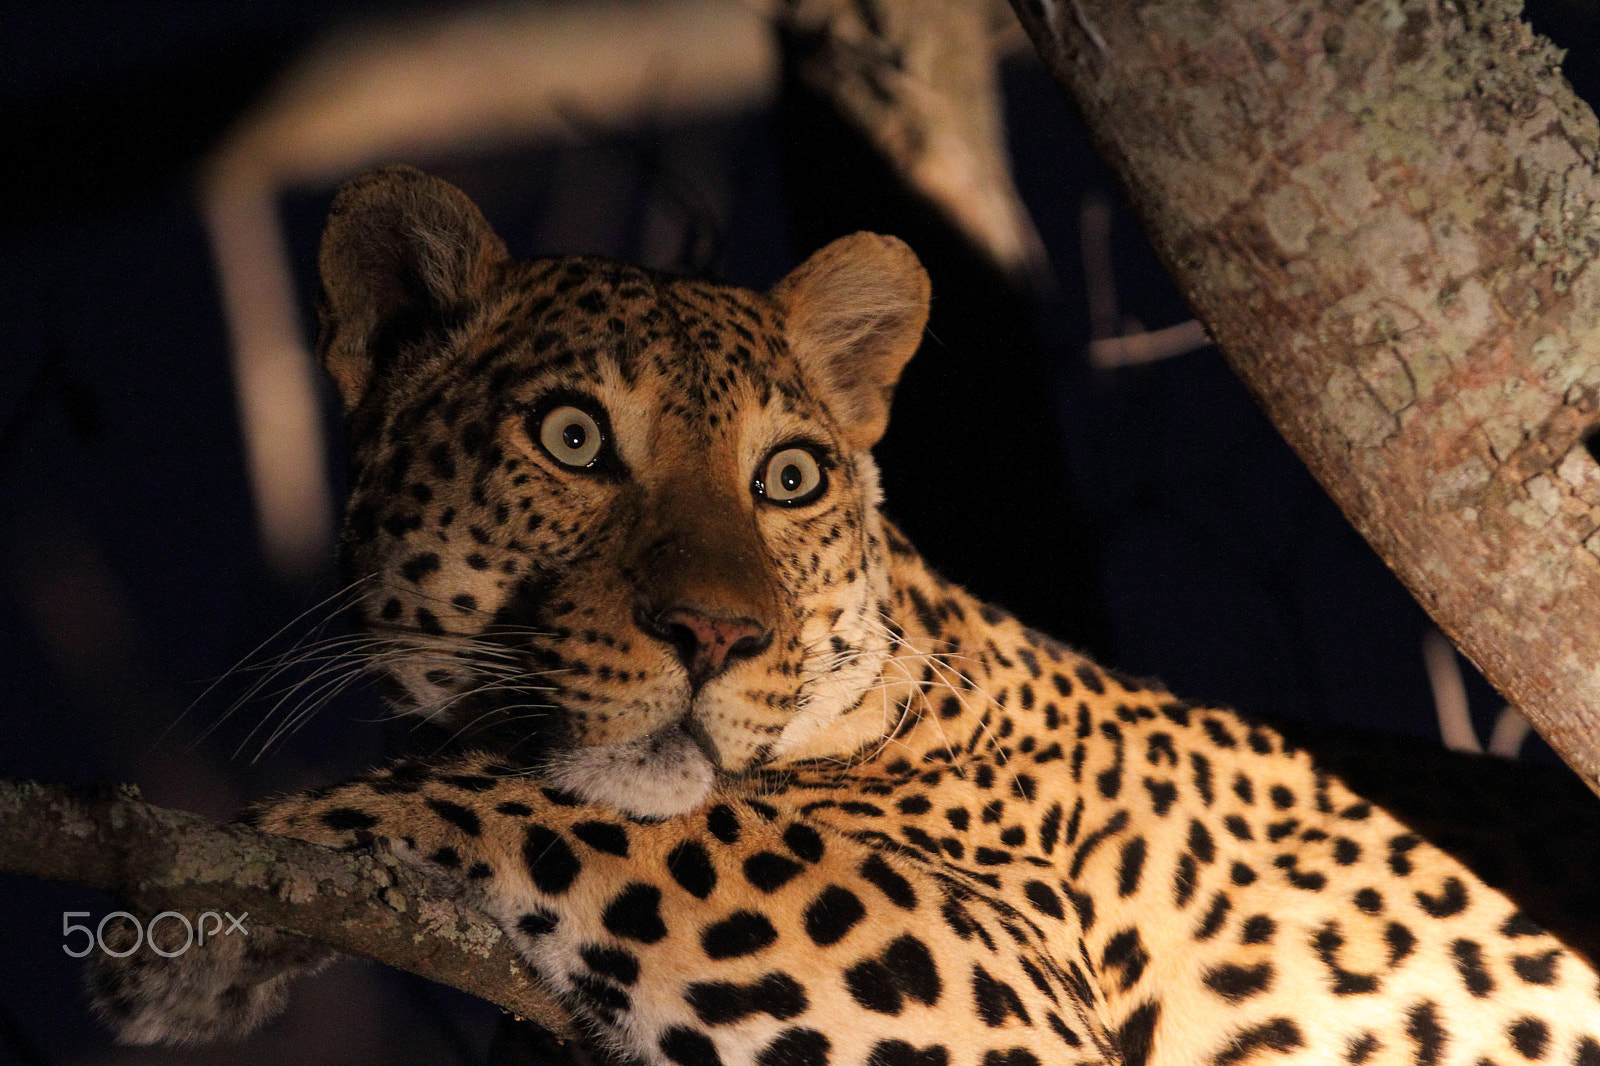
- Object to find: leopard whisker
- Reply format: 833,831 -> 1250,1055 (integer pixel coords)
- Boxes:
911,653 -> 1028,798
175,575 -> 376,702
209,622 -> 519,745
231,628 -> 556,760
245,658 -> 392,760
420,704 -> 557,757
399,669 -> 562,730
171,579 -> 387,750
851,615 -> 983,772
852,653 -> 930,769
200,643 -> 374,750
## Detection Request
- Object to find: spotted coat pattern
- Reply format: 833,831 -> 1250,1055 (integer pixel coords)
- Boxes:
92,168 -> 1600,1066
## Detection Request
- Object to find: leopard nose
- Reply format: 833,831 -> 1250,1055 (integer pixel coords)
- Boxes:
642,605 -> 772,683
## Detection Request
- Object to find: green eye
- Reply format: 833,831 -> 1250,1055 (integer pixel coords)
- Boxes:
757,447 -> 827,506
539,405 -> 604,467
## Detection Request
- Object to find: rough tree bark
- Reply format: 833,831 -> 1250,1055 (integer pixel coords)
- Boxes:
1011,0 -> 1600,794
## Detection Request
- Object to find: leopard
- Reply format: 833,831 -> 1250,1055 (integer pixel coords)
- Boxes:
91,164 -> 1600,1066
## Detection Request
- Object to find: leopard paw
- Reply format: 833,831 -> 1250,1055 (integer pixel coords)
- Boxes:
86,913 -> 331,1045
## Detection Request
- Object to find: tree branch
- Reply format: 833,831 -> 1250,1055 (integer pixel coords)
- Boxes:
1012,0 -> 1600,795
780,0 -> 1050,282
0,777 -> 577,1039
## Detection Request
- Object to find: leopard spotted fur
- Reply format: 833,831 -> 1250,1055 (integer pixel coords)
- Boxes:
92,166 -> 1600,1066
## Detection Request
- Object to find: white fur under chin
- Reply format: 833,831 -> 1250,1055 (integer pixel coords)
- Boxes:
543,729 -> 716,819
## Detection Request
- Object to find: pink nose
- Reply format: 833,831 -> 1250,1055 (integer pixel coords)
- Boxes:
649,606 -> 771,683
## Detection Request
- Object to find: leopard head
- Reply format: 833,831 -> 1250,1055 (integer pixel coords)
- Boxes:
317,165 -> 930,817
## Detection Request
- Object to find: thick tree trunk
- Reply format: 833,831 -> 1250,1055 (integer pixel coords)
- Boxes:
1011,0 -> 1600,794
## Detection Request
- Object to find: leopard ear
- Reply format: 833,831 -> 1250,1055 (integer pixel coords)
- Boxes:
316,164 -> 508,409
771,232 -> 931,451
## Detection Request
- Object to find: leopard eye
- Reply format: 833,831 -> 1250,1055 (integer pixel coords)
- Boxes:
538,405 -> 604,468
756,447 -> 827,506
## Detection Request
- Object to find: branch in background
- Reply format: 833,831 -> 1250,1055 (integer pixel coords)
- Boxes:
1088,319 -> 1210,370
1079,188 -> 1212,367
1013,0 -> 1600,795
0,777 -> 577,1040
1423,628 -> 1533,759
779,0 -> 1050,285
